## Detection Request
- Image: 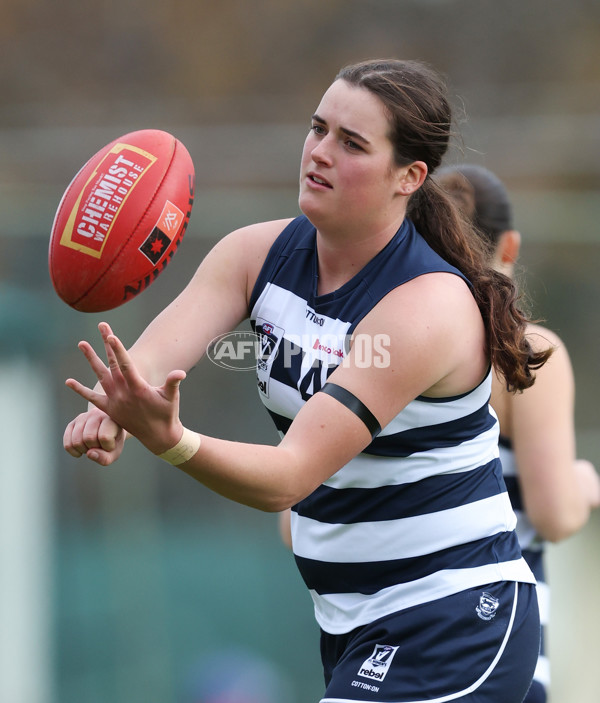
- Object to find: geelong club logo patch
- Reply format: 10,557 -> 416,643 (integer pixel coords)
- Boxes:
357,644 -> 399,682
476,591 -> 500,621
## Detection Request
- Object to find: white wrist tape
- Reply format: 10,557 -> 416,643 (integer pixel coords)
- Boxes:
157,427 -> 201,465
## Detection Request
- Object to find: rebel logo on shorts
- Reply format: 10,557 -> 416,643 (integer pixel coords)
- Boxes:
357,644 -> 399,682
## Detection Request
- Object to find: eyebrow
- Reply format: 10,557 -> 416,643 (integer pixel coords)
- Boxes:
312,113 -> 371,146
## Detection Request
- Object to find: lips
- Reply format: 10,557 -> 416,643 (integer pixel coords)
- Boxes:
307,172 -> 332,188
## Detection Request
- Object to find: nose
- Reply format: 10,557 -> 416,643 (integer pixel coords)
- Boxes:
310,135 -> 333,166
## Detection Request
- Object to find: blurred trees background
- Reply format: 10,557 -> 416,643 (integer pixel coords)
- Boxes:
0,1 -> 599,702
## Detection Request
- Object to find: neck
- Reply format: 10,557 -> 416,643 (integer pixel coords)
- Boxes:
315,218 -> 404,295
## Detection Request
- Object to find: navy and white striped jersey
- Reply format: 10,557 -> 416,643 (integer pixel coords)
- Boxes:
500,436 -> 549,692
249,215 -> 535,635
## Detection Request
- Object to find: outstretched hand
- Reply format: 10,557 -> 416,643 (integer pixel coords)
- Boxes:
64,321 -> 186,462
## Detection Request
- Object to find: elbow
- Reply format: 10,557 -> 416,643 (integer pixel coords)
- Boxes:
532,508 -> 591,543
539,525 -> 577,544
525,475 -> 598,543
259,493 -> 301,514
251,481 -> 305,513
259,461 -> 318,513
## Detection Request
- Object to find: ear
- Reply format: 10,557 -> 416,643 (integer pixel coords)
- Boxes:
396,161 -> 428,196
496,230 -> 521,266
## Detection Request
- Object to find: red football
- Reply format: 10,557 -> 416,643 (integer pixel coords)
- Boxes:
49,129 -> 195,312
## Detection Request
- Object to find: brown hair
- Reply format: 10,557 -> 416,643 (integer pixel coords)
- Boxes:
336,59 -> 550,391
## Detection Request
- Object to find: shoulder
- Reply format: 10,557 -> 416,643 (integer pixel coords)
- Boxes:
185,218 -> 295,312
525,322 -> 573,380
219,218 -> 295,252
236,218 -> 297,295
506,322 -> 575,428
374,270 -> 479,328
526,322 -> 565,354
360,270 -> 487,398
526,322 -> 574,387
495,323 -> 573,419
208,217 -> 294,282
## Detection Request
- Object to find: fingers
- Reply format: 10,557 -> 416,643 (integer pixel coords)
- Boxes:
97,415 -> 123,452
80,323 -> 129,387
98,321 -> 114,338
64,409 -> 107,457
103,332 -> 146,390
63,409 -> 123,463
99,322 -> 123,377
76,339 -> 113,390
64,418 -> 86,458
164,370 -> 187,402
74,325 -> 139,395
65,377 -> 108,412
65,322 -> 187,465
84,448 -> 117,467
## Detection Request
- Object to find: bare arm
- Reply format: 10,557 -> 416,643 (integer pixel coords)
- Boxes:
127,219 -> 290,383
65,271 -> 488,512
509,325 -> 600,542
63,219 -> 290,463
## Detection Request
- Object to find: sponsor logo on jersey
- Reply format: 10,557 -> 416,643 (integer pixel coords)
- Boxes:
357,644 -> 399,682
312,337 -> 344,358
476,592 -> 500,621
306,308 -> 325,326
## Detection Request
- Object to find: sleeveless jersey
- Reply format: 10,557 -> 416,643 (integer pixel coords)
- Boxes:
500,436 -> 550,692
249,215 -> 535,635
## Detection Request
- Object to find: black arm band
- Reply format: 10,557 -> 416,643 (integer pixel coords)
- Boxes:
319,383 -> 381,439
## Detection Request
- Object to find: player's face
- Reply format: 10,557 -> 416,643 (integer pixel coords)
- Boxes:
299,79 -> 403,234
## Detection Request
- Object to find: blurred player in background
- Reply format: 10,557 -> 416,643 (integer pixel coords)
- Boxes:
64,59 -> 550,702
180,647 -> 294,703
435,163 -> 600,703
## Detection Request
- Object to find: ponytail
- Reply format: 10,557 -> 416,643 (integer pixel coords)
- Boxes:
335,58 -> 551,389
408,178 -> 551,392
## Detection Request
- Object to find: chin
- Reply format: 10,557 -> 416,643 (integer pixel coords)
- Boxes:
298,204 -> 326,230
298,193 -> 316,218
299,189 -> 327,216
